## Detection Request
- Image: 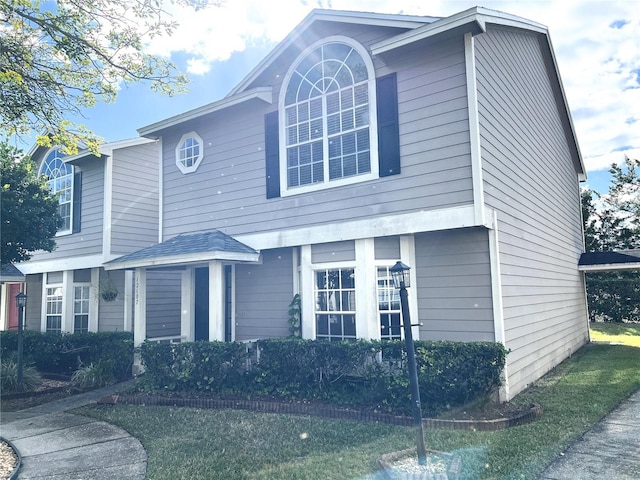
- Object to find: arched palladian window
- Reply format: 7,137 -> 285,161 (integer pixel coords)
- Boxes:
39,148 -> 73,233
280,37 -> 378,194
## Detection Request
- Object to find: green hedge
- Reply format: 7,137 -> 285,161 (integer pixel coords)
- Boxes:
138,338 -> 507,415
138,341 -> 249,393
0,331 -> 134,380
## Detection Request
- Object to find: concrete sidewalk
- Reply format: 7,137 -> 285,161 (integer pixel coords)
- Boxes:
539,387 -> 640,480
0,381 -> 146,479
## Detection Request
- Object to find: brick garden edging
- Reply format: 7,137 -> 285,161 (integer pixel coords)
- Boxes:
98,394 -> 542,431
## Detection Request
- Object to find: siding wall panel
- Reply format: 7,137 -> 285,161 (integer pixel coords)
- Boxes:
235,249 -> 293,340
475,27 -> 587,396
414,229 -> 494,341
161,35 -> 473,241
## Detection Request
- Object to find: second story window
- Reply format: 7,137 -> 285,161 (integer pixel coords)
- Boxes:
39,149 -> 73,234
176,132 -> 204,173
280,37 -> 378,195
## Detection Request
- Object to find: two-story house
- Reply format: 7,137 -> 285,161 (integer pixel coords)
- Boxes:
19,138 -> 181,339
106,7 -> 588,400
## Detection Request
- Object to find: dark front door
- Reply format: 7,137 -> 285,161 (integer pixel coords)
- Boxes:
194,268 -> 209,341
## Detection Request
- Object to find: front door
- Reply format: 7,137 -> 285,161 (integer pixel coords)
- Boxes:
8,284 -> 22,330
194,268 -> 209,341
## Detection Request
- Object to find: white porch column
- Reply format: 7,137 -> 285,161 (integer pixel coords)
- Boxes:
181,268 -> 195,342
133,268 -> 147,347
300,245 -> 315,339
88,268 -> 99,332
355,238 -> 377,340
123,270 -> 134,332
62,270 -> 73,333
208,261 -> 224,341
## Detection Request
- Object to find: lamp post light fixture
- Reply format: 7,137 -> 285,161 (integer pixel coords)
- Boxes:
15,291 -> 27,392
389,261 -> 427,465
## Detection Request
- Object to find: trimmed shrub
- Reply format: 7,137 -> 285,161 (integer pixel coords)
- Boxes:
138,337 -> 508,416
138,340 -> 249,393
0,331 -> 134,380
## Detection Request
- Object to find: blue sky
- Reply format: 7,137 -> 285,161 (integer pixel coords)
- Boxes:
11,0 -> 640,194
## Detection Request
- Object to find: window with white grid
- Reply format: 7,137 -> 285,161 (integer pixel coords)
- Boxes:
315,267 -> 356,341
45,287 -> 63,333
39,149 -> 73,233
175,132 -> 204,173
74,286 -> 90,333
377,266 -> 402,340
282,37 -> 376,194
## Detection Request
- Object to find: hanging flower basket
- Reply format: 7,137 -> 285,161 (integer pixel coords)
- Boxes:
99,271 -> 119,302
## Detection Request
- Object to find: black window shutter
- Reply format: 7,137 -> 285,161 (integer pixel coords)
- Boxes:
376,72 -> 401,177
72,171 -> 82,233
264,111 -> 280,199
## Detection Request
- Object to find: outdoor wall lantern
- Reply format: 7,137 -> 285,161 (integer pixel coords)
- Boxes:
15,292 -> 27,392
389,261 -> 427,465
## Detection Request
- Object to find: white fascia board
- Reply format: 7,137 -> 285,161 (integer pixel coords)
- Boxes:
228,9 -> 434,97
137,88 -> 273,138
236,205 -> 495,251
372,7 -> 486,55
63,138 -> 155,164
103,251 -> 260,271
372,6 -> 550,56
17,254 -> 106,275
578,263 -> 640,273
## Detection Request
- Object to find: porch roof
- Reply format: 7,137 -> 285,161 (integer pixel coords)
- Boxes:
104,230 -> 260,270
579,250 -> 640,272
0,264 -> 25,283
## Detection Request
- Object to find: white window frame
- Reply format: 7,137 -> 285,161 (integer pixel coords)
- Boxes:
39,148 -> 73,235
73,284 -> 91,333
278,35 -> 379,197
376,264 -> 403,340
44,285 -> 63,333
175,132 -> 204,174
313,265 -> 357,341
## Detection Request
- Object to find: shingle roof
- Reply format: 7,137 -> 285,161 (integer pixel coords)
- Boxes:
0,263 -> 25,283
579,250 -> 640,272
106,230 -> 258,268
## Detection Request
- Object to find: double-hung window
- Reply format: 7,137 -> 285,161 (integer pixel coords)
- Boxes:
315,267 -> 356,341
377,266 -> 402,340
45,287 -> 63,333
281,37 -> 377,195
39,149 -> 73,234
74,286 -> 90,333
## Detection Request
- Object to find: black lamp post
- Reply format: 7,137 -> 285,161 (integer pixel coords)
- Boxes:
389,261 -> 427,465
15,291 -> 27,392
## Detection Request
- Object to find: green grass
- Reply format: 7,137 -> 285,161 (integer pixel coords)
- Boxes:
590,321 -> 640,346
76,341 -> 640,480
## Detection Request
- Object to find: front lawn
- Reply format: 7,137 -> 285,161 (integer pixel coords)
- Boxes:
590,321 -> 640,346
76,340 -> 640,480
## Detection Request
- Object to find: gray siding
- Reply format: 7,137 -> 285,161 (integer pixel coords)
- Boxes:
375,237 -> 400,260
24,274 -> 42,331
160,31 -> 473,241
110,142 -> 160,255
97,270 -> 127,331
312,241 -> 355,263
146,270 -> 181,338
235,248 -> 293,341
414,228 -> 494,341
29,158 -> 104,261
475,27 -> 588,395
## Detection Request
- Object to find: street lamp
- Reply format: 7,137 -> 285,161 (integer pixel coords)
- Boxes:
15,292 -> 27,392
389,261 -> 427,465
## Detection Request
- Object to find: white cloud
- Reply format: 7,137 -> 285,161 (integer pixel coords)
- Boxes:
143,0 -> 639,174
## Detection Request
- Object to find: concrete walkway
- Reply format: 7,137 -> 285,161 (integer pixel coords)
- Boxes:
0,381 -> 146,479
539,387 -> 640,480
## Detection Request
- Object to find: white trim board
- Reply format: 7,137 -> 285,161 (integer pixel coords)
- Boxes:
18,254 -> 106,275
237,205 -> 495,252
